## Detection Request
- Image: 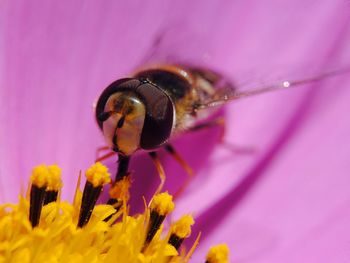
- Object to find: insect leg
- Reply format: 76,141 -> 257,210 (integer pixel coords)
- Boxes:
149,151 -> 166,195
173,175 -> 197,201
190,117 -> 255,154
166,119 -> 227,200
189,117 -> 226,142
164,144 -> 194,177
163,144 -> 194,200
95,150 -> 117,163
95,145 -> 113,161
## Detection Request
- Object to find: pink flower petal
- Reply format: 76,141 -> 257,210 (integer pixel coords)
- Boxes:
0,1 -> 350,262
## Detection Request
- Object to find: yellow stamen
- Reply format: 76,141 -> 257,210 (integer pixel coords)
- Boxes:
46,165 -> 62,191
206,244 -> 230,263
171,214 -> 194,239
30,165 -> 51,188
184,232 -> 201,262
29,164 -> 62,227
143,192 -> 175,251
78,163 -> 111,228
0,163 -> 228,262
150,192 -> 175,216
85,162 -> 111,187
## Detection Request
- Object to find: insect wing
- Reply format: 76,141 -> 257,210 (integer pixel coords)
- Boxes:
198,64 -> 350,109
135,24 -> 350,109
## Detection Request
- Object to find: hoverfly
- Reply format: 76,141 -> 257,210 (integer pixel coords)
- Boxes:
95,63 -> 349,201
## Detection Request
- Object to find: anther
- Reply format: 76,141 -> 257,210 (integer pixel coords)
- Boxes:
168,215 -> 194,250
43,165 -> 62,205
205,244 -> 230,263
143,192 -> 175,251
29,165 -> 51,227
78,162 -> 111,228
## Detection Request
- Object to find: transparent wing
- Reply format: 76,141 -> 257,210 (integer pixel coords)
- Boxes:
136,22 -> 215,67
197,65 -> 350,109
135,23 -> 350,108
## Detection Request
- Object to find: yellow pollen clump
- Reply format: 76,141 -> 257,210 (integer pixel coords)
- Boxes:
171,214 -> 195,238
150,192 -> 175,216
206,244 -> 230,263
85,162 -> 111,187
46,165 -> 62,191
30,165 -> 51,188
109,177 -> 131,200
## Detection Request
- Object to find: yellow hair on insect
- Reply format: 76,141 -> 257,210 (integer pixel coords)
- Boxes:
150,192 -> 175,216
171,214 -> 194,238
85,162 -> 111,187
206,244 -> 230,263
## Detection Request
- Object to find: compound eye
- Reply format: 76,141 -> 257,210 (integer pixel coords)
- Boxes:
104,92 -> 142,119
95,78 -> 140,129
136,83 -> 175,150
102,92 -> 146,155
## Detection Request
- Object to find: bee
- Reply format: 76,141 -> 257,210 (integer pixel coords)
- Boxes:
95,64 -> 348,198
